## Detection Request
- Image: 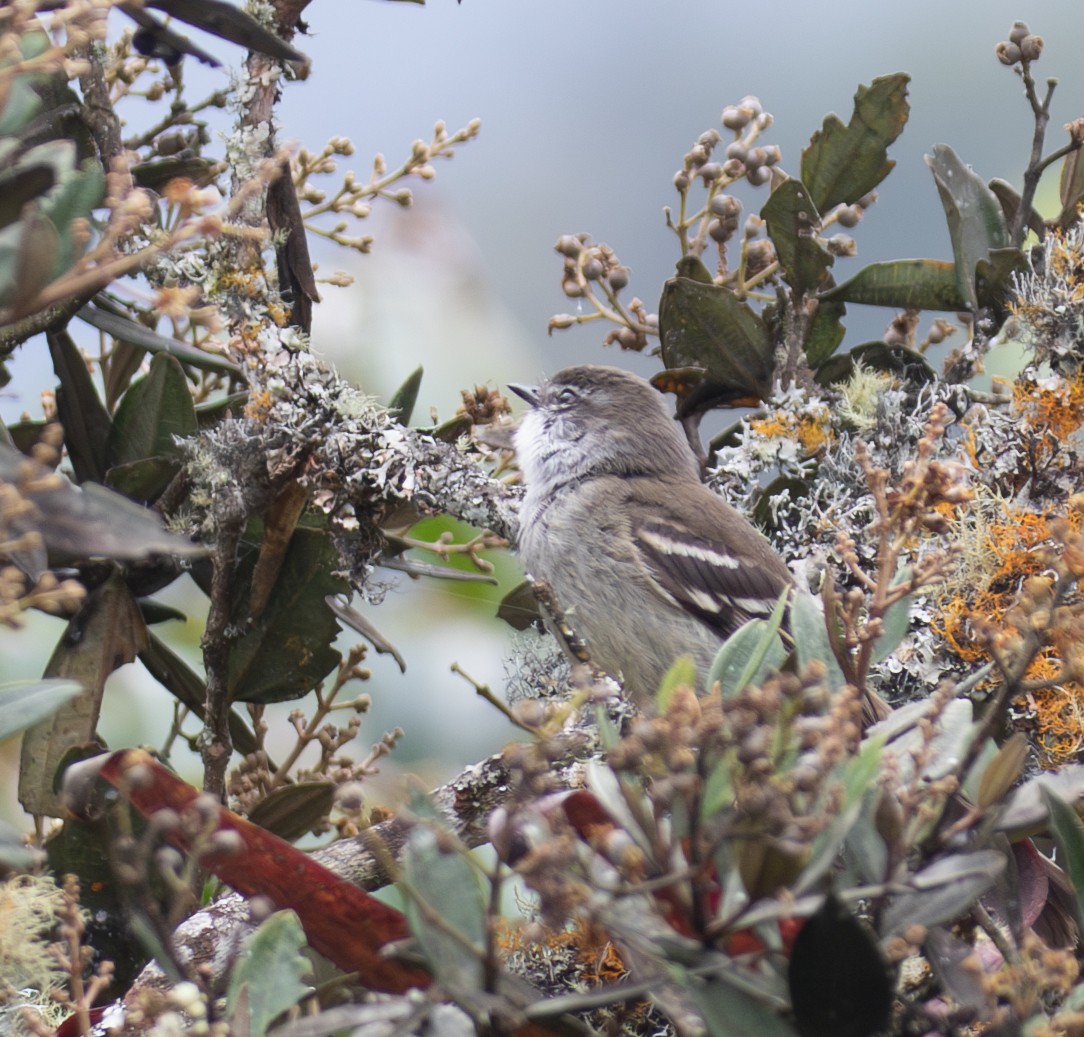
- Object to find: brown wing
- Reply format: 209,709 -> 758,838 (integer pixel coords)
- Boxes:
634,515 -> 790,638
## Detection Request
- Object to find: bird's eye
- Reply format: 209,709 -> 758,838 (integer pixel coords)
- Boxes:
556,387 -> 578,404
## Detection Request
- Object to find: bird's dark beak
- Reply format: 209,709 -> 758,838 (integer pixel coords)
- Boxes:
508,382 -> 541,407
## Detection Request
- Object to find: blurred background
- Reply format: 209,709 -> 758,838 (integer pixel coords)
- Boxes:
3,0 -> 1083,823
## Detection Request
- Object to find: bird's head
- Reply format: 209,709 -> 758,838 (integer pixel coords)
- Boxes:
509,365 -> 698,496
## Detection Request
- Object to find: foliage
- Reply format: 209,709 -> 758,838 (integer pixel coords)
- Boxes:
2,4 -> 1084,1037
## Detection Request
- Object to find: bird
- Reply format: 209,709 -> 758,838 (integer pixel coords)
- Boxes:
509,363 -> 794,703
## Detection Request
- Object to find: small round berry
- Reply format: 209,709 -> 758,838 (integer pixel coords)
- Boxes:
1020,34 -> 1044,61
836,205 -> 862,228
746,165 -> 771,187
609,266 -> 630,291
1008,20 -> 1030,44
996,40 -> 1021,65
826,234 -> 856,257
582,258 -> 604,281
699,162 -> 722,185
686,144 -> 708,167
721,105 -> 749,130
708,218 -> 730,243
615,326 -> 641,349
709,194 -> 741,218
554,234 -> 582,258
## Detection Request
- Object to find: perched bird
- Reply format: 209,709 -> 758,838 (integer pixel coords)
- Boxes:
510,363 -> 793,702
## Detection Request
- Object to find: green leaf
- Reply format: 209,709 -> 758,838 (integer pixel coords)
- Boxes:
976,732 -> 1028,810
1058,146 -> 1084,231
19,574 -> 147,817
388,365 -> 423,424
796,735 -> 885,894
40,161 -> 104,274
0,160 -> 55,232
815,341 -> 937,389
226,910 -> 312,1037
1040,786 -> 1084,933
790,587 -> 846,693
0,440 -> 205,564
18,26 -> 51,61
196,391 -> 250,429
761,178 -> 832,297
496,579 -> 541,631
989,178 -> 1044,240
821,258 -> 965,310
788,893 -> 893,1037
996,765 -> 1084,837
701,753 -> 734,819
246,782 -> 336,842
6,208 -> 58,313
926,144 -> 1009,310
49,327 -> 112,484
137,600 -> 187,624
0,75 -> 42,136
975,247 -> 1027,311
78,303 -> 241,376
402,820 -> 486,998
881,850 -> 1006,936
688,969 -> 795,1037
0,679 -> 84,742
139,633 -> 259,755
132,156 -> 217,192
105,456 -> 182,503
870,568 -> 912,665
707,592 -> 788,697
656,654 -> 697,712
659,260 -> 774,402
804,296 -> 846,368
801,74 -> 910,214
225,528 -> 345,704
106,353 -> 198,469
150,0 -> 307,63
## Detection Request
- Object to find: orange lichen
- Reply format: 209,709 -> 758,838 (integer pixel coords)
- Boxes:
1026,651 -> 1084,761
1012,372 -> 1084,469
496,917 -> 629,988
244,388 -> 274,421
932,504 -> 1084,762
748,409 -> 833,457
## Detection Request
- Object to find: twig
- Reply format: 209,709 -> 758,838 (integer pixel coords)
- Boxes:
1011,67 -> 1056,245
450,662 -> 534,732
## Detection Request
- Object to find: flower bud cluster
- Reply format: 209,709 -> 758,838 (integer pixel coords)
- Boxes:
675,96 -> 778,200
551,234 -> 657,348
996,21 -> 1043,65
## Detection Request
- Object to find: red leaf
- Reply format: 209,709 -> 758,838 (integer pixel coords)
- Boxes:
85,749 -> 430,993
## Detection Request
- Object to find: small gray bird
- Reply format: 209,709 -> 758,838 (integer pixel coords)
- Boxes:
510,364 -> 793,702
